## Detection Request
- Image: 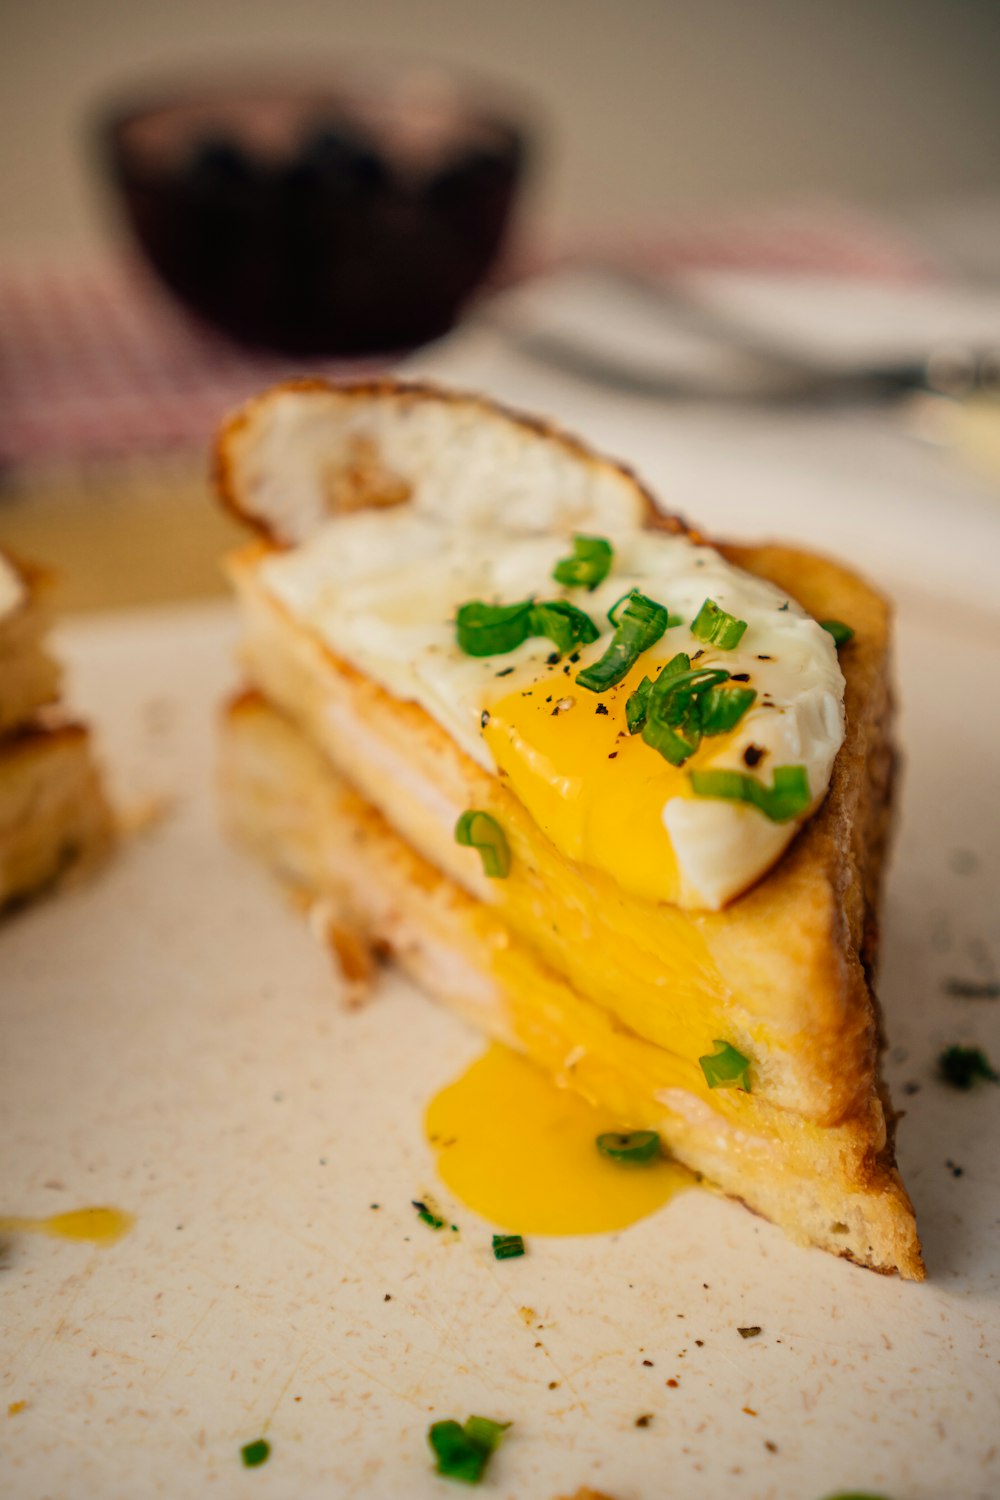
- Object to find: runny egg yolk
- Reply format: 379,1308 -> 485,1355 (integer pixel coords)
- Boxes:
0,1207 -> 135,1245
425,1043 -> 693,1235
482,655 -> 740,908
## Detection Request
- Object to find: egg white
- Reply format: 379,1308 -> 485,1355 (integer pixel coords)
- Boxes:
260,512 -> 845,908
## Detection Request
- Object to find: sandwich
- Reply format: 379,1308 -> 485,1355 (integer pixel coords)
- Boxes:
0,550 -> 111,909
215,377 -> 922,1280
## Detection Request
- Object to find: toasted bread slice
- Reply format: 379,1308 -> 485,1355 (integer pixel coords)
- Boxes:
0,720 -> 112,910
0,547 -> 112,910
215,379 -> 921,1278
0,553 -> 60,735
221,690 -> 922,1279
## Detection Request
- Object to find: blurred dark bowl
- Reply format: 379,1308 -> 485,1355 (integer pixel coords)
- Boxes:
99,65 -> 530,355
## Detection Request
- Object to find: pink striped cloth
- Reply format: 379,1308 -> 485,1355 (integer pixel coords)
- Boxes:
0,203 -> 933,470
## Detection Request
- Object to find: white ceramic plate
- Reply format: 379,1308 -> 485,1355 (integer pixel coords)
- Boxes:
2,337 -> 1000,1500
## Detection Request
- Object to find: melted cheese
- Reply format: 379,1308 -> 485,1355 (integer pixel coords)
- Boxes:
260,510 -> 844,908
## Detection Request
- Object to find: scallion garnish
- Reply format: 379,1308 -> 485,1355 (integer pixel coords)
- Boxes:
241,1440 -> 271,1468
689,764 -> 811,822
552,534 -> 613,591
454,811 -> 510,878
492,1233 -> 525,1260
596,1129 -> 661,1164
576,591 -> 669,692
428,1415 -> 510,1484
624,653 -> 756,764
820,619 -> 855,648
820,1493 -> 893,1500
412,1199 -> 446,1229
606,590 -> 636,626
937,1044 -> 999,1090
528,599 -> 600,655
456,599 -> 534,657
639,654 -> 729,766
691,598 -> 748,649
625,676 -> 653,735
642,704 -> 703,766
698,681 -> 758,735
456,597 -> 598,660
699,1041 -> 752,1091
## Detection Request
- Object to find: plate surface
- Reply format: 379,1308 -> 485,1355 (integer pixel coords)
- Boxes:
2,345 -> 1000,1499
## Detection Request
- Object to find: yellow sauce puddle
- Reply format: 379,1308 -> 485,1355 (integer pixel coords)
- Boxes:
0,1207 -> 135,1246
426,1044 -> 693,1235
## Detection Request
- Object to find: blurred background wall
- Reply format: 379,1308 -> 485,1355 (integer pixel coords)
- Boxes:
4,0 -> 1000,256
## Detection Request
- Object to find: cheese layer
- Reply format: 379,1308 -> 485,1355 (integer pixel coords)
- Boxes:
259,511 -> 845,909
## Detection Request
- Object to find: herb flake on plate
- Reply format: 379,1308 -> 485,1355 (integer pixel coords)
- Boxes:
428,1414 -> 510,1484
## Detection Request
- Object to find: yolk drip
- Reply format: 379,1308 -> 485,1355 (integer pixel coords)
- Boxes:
426,1043 -> 693,1235
483,656 -> 738,907
0,1207 -> 134,1246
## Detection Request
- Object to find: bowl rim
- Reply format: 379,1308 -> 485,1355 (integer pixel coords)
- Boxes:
95,54 -> 538,164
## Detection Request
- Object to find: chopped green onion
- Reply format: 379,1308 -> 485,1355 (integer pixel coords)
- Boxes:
241,1440 -> 271,1468
699,1041 -> 752,1091
528,600 -> 600,655
653,649 -> 690,681
820,619 -> 855,648
596,1129 -> 661,1164
937,1045 -> 999,1090
691,598 -> 748,649
642,711 -> 702,766
492,1233 -> 525,1260
463,1416 -> 510,1454
454,811 -> 510,878
820,1493 -> 893,1500
412,1199 -> 446,1229
456,599 -> 533,657
650,663 -> 730,700
640,655 -> 730,766
698,682 -> 757,735
428,1416 -> 510,1484
606,590 -> 635,626
606,597 -> 684,630
456,597 -> 598,660
552,534 -> 613,591
625,676 -> 653,735
577,591 -> 670,692
689,764 -> 811,823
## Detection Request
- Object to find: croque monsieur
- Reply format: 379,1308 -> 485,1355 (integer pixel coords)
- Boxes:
216,378 -> 922,1280
0,550 -> 111,909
